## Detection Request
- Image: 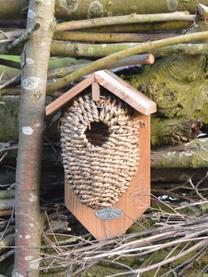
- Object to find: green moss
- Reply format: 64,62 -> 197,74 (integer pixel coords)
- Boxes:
127,55 -> 208,124
191,150 -> 208,168
150,117 -> 201,146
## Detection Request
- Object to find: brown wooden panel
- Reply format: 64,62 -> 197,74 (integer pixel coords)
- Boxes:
95,70 -> 156,115
65,114 -> 151,240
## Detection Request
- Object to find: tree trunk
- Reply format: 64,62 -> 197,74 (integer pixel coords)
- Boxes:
50,41 -> 138,57
82,21 -> 191,33
14,0 -> 55,276
151,138 -> 208,168
151,168 -> 208,183
153,42 -> 208,56
3,41 -> 208,58
53,31 -> 178,43
1,0 -> 208,19
151,118 -> 202,146
50,41 -> 208,58
55,12 -> 194,31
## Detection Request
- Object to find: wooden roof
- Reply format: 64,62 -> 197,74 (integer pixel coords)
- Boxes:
45,70 -> 156,116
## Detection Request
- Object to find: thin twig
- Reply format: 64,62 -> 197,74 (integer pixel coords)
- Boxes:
7,23 -> 40,51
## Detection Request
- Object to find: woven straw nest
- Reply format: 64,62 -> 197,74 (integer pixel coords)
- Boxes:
60,93 -> 140,209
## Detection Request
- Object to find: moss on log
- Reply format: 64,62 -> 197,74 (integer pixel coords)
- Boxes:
151,138 -> 208,168
0,55 -> 88,70
127,4 -> 208,125
151,117 -> 202,146
128,55 -> 208,124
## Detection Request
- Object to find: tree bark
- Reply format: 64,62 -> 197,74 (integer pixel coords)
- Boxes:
132,55 -> 208,124
153,42 -> 208,56
82,21 -> 191,33
50,41 -> 208,58
14,0 -> 55,276
55,12 -> 194,31
0,54 -> 153,82
151,138 -> 208,168
4,39 -> 208,58
1,0 -> 208,19
151,168 -> 208,183
151,118 -> 202,146
53,31 -> 178,43
50,41 -> 138,57
3,41 -> 208,58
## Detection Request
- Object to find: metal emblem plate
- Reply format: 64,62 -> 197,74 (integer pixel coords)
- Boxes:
96,208 -> 123,220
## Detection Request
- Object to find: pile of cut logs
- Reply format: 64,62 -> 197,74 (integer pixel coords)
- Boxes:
0,1 -> 208,274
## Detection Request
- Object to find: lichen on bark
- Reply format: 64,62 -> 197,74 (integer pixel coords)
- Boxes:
55,0 -> 79,17
88,0 -> 104,18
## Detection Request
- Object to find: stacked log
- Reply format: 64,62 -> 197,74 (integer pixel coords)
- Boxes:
1,7 -> 208,148
0,2 -> 208,274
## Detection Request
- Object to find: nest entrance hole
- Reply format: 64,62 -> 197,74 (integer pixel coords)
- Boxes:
85,121 -> 110,146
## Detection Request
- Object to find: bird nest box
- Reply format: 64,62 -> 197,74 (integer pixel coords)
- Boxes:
46,70 -> 156,240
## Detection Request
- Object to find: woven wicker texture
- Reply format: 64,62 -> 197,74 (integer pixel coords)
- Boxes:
60,93 -> 140,209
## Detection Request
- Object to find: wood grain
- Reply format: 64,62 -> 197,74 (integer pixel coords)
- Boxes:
95,70 -> 156,115
92,81 -> 101,101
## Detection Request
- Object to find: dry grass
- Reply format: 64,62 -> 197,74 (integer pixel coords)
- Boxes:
39,171 -> 208,276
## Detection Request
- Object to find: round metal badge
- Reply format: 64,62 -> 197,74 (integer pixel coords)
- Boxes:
96,208 -> 123,220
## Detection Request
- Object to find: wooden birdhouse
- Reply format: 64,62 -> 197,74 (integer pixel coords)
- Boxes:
46,70 -> 156,240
